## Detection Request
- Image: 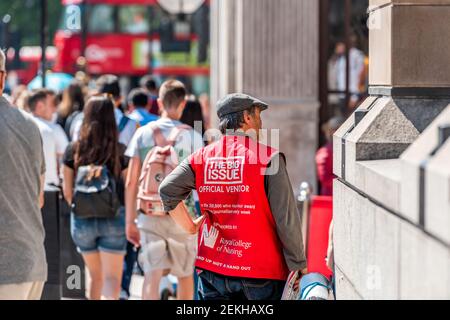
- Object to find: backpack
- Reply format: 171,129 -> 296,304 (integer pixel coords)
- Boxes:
137,123 -> 190,216
72,164 -> 121,219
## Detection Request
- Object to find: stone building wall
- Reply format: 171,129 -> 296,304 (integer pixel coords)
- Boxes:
210,0 -> 320,192
333,0 -> 450,299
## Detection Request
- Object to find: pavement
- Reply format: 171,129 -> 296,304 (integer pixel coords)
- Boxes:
129,274 -> 144,300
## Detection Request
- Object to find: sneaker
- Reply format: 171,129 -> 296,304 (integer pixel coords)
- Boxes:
119,289 -> 129,300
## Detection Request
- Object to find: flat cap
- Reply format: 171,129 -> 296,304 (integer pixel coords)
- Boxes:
216,93 -> 269,118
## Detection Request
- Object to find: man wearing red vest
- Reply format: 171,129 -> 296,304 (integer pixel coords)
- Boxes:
159,93 -> 307,300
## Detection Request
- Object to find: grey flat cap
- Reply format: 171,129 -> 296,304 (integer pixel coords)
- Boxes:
216,93 -> 269,118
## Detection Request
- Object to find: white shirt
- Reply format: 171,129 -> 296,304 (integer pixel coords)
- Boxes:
32,116 -> 69,186
72,108 -> 138,146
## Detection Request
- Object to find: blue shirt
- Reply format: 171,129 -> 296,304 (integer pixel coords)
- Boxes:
128,107 -> 159,126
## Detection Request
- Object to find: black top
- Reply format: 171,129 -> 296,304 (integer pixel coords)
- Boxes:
63,142 -> 129,205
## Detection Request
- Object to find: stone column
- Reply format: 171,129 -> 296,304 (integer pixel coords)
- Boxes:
210,0 -> 320,191
334,0 -> 450,299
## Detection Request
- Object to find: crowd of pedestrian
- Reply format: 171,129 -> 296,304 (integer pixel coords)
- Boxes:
0,48 -> 309,301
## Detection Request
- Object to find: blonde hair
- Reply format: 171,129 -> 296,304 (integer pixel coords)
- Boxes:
159,79 -> 186,109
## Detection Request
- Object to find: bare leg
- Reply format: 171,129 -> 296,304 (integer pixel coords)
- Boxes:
142,269 -> 164,300
81,252 -> 103,300
99,251 -> 125,300
177,275 -> 194,300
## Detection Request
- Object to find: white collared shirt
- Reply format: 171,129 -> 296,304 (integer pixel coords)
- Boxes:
32,116 -> 69,186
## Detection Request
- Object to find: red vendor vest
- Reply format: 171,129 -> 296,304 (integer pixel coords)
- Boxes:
188,135 -> 289,280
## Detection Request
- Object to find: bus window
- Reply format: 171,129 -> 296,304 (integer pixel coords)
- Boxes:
151,6 -> 191,53
87,5 -> 115,33
119,6 -> 150,34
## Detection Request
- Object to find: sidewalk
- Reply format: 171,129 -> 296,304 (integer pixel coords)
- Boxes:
128,274 -> 144,300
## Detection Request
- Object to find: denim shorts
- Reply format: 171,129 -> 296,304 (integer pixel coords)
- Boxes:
70,207 -> 127,255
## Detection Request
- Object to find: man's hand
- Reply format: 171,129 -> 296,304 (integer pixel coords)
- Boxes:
126,221 -> 140,248
169,202 -> 206,234
192,214 -> 206,234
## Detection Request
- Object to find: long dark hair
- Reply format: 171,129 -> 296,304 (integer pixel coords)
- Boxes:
59,81 -> 85,118
74,96 -> 120,177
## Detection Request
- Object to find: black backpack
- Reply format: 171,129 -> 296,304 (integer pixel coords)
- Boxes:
72,165 -> 120,219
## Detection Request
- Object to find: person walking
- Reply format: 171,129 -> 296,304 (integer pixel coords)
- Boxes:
0,50 -> 47,300
78,76 -> 139,300
56,81 -> 85,139
180,95 -> 205,136
28,89 -> 69,187
332,37 -> 365,116
140,75 -> 159,116
119,87 -> 159,299
127,88 -> 159,126
316,117 -> 344,196
62,96 -> 129,300
125,80 -> 203,300
159,93 -> 308,300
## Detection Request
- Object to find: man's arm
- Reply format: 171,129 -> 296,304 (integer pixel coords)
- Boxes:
62,165 -> 74,204
54,126 -> 69,181
39,132 -> 46,208
39,174 -> 45,208
265,154 -> 307,272
125,157 -> 142,247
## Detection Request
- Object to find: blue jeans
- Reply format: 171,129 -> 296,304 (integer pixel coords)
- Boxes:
197,269 -> 286,301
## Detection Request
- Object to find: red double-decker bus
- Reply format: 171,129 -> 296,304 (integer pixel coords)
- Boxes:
54,0 -> 210,94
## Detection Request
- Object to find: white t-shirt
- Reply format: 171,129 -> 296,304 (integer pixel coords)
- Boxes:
33,116 -> 69,186
71,108 -> 138,146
